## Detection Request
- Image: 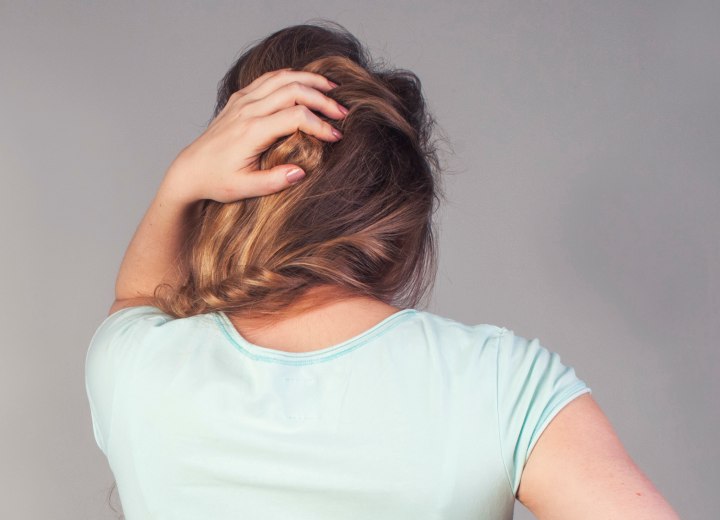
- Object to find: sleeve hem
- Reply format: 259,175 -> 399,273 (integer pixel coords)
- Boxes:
514,384 -> 592,497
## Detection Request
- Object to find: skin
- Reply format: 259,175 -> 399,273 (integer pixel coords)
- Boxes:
108,68 -> 681,518
225,284 -> 402,352
517,393 -> 681,519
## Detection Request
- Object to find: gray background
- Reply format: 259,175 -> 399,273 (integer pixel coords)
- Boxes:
1,1 -> 717,518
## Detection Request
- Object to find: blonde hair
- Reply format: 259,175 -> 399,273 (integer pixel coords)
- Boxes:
150,20 -> 449,321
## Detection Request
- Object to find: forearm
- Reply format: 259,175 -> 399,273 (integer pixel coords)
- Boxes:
114,165 -> 200,301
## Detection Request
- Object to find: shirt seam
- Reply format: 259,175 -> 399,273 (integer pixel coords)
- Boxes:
494,326 -> 515,498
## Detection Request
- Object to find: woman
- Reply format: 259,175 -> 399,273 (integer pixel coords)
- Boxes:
85,20 -> 680,520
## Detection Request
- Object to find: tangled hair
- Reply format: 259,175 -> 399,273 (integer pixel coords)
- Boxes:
150,19 -> 450,322
108,20 -> 451,517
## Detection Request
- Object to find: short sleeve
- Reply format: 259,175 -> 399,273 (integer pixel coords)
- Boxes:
84,305 -> 172,455
495,327 -> 592,497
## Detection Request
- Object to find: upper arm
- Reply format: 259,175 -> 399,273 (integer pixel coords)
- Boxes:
516,393 -> 680,519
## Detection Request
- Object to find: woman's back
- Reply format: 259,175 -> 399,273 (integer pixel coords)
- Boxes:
85,303 -> 591,519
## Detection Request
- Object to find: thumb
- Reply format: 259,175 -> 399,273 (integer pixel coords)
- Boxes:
238,165 -> 305,200
280,165 -> 306,185
251,164 -> 306,196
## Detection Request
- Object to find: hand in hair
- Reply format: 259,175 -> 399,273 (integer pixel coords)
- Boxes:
162,68 -> 348,204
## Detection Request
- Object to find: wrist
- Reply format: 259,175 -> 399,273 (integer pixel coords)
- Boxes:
159,159 -> 200,206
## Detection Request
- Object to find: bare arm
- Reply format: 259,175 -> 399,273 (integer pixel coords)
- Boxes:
111,172 -> 198,307
517,393 -> 681,519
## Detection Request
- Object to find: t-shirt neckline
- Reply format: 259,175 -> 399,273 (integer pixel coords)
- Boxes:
212,308 -> 419,365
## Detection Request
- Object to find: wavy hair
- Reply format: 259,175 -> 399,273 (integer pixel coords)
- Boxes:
107,19 -> 452,516
149,20 -> 449,321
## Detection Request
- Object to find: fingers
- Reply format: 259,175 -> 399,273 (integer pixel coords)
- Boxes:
215,68 -> 297,118
242,80 -> 348,122
249,104 -> 343,151
242,69 -> 337,102
226,69 -> 346,124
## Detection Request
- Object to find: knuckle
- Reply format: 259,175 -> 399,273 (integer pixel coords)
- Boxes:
270,70 -> 291,84
293,104 -> 313,122
222,184 -> 240,200
261,70 -> 281,81
284,80 -> 305,94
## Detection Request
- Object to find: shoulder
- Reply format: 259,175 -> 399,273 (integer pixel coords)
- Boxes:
411,309 -> 506,341
86,304 -> 176,371
84,303 -> 204,415
405,310 -> 509,368
87,302 -> 221,365
95,302 -> 175,338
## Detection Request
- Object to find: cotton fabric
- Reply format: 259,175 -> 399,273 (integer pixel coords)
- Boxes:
85,305 -> 591,519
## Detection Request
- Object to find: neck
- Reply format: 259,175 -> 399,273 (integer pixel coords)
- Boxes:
224,285 -> 402,352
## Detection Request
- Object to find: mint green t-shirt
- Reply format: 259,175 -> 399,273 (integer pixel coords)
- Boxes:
84,305 -> 591,519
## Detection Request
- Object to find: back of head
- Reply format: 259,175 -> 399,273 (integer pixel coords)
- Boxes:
153,20 -> 448,320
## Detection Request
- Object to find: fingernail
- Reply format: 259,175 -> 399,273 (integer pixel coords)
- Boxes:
328,80 -> 339,88
332,128 -> 343,139
337,104 -> 349,116
286,167 -> 305,184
